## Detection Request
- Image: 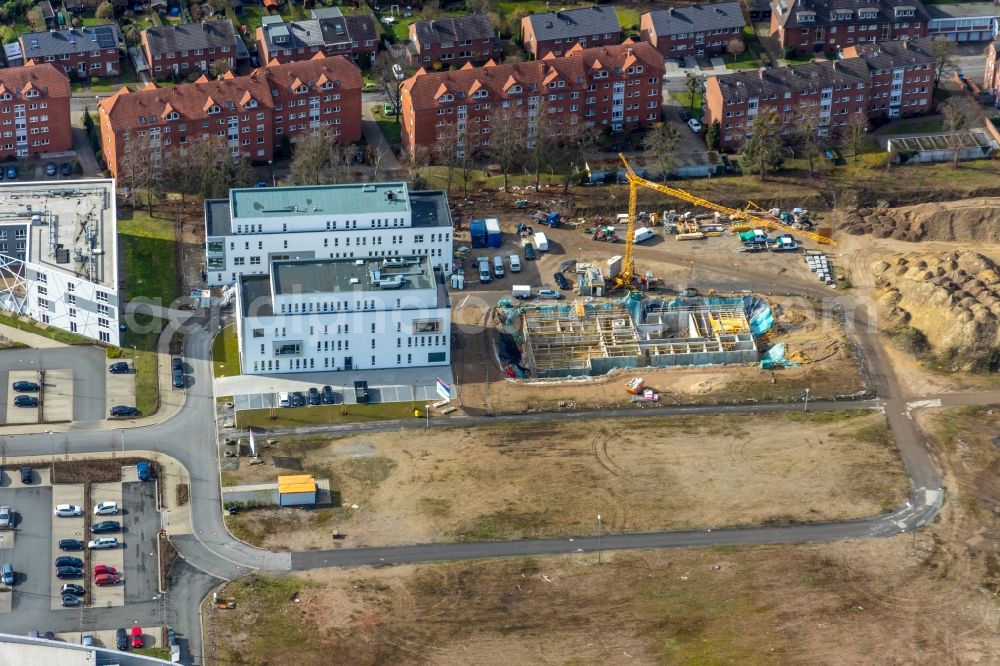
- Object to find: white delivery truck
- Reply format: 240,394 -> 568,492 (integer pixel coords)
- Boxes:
533,231 -> 549,252
512,285 -> 531,300
633,226 -> 655,243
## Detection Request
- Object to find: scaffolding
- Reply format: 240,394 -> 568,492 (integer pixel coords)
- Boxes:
522,303 -> 642,377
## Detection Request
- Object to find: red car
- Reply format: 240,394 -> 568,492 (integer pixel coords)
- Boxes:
94,573 -> 121,586
130,626 -> 143,648
94,564 -> 118,576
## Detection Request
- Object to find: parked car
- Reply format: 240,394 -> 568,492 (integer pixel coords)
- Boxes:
54,504 -> 83,517
13,396 -> 38,408
307,387 -> 320,405
678,108 -> 691,122
172,368 -> 184,388
131,626 -> 144,648
291,391 -> 306,407
45,162 -> 57,177
171,357 -> 182,371
55,556 -> 83,568
136,462 -> 150,481
116,628 -> 128,650
6,166 -> 18,180
88,537 -> 119,549
58,539 -> 83,551
523,243 -> 536,260
91,520 -> 120,533
0,506 -> 11,529
61,595 -> 81,607
95,573 -> 121,586
278,392 -> 291,408
93,564 -> 118,576
93,501 -> 119,516
60,584 -> 84,596
321,385 -> 335,404
81,634 -> 94,646
108,362 -> 130,374
2,562 -> 13,585
553,272 -> 571,290
537,289 -> 563,300
109,405 -> 141,418
687,118 -> 702,133
56,566 -> 83,579
12,381 -> 39,392
60,162 -> 71,177
19,467 -> 32,484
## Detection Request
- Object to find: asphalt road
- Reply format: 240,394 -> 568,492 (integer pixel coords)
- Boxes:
122,481 -> 159,605
1,485 -> 52,614
0,347 -> 106,423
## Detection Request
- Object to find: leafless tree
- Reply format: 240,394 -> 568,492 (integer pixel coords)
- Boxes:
119,133 -> 160,214
61,437 -> 71,460
433,122 -> 461,192
366,143 -> 389,182
373,51 -> 409,122
931,37 -> 956,89
794,110 -> 824,177
644,121 -> 682,181
289,129 -> 358,185
487,106 -> 527,192
941,96 -> 982,166
726,38 -> 746,63
841,112 -> 869,162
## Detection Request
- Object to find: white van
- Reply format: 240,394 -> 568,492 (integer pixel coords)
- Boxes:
533,232 -> 549,252
493,255 -> 505,279
508,254 -> 521,272
633,226 -> 655,243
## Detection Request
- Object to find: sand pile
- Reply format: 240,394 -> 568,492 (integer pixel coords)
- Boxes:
873,251 -> 1000,371
839,198 -> 1000,242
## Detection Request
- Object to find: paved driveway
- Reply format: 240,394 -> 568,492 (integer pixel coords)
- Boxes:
122,481 -> 159,605
0,484 -> 53,614
0,347 -> 106,422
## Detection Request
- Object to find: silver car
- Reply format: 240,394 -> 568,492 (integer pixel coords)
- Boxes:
0,506 -> 11,529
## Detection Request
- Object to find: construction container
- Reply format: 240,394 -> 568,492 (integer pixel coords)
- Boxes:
470,219 -> 487,248
607,255 -> 623,278
278,475 -> 317,507
485,218 -> 502,247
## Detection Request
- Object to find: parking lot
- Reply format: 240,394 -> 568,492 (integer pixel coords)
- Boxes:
0,348 -> 106,423
0,473 -> 54,615
106,361 -> 137,415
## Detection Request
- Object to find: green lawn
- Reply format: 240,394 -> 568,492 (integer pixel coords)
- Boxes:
0,311 -> 92,345
372,105 -> 401,144
237,402 -> 425,429
783,53 -> 815,64
133,647 -> 171,660
880,118 -> 945,135
616,7 -> 641,31
117,210 -> 180,307
213,324 -> 241,377
671,91 -> 703,112
79,15 -> 109,26
111,314 -> 164,416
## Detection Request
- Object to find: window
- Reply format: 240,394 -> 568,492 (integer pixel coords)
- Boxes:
250,256 -> 261,265
96,291 -> 108,303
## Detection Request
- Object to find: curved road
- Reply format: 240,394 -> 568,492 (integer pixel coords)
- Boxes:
0,262 -> 963,663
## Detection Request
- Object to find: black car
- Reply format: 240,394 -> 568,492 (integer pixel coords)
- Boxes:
54,556 -> 83,568
58,539 -> 83,551
45,162 -> 57,177
291,391 -> 306,407
91,520 -> 120,533
679,108 -> 692,122
116,628 -> 128,650
43,631 -> 55,640
13,396 -> 38,408
11,381 -> 39,392
109,405 -> 141,418
108,361 -> 130,374
60,162 -> 71,177
61,595 -> 81,607
171,357 -> 183,371
307,387 -> 320,406
321,385 -> 335,404
56,566 -> 83,579
19,467 -> 32,484
524,243 -> 536,260
553,271 -> 571,290
61,583 -> 84,596
172,368 -> 184,389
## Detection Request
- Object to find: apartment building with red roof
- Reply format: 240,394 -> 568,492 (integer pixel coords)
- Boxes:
400,41 -> 664,160
0,64 -> 72,159
97,55 -> 361,181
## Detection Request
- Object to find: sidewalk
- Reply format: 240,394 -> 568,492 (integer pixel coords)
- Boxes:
361,103 -> 402,175
0,321 -> 70,349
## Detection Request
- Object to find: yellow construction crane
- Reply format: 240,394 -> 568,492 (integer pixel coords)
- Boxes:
614,153 -> 834,289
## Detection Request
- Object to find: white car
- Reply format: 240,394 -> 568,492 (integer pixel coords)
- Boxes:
0,506 -> 10,529
687,118 -> 703,133
277,392 -> 291,408
87,537 -> 119,550
93,501 -> 119,516
54,504 -> 83,517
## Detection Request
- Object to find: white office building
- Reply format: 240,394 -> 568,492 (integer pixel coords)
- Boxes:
205,182 -> 454,287
236,255 -> 450,375
0,180 -> 120,346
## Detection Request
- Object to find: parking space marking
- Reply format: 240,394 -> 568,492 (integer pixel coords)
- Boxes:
56,627 -> 163,651
42,369 -> 73,423
49,484 -> 85,611
8,467 -> 51,488
0,530 -> 14,615
233,383 -> 441,412
106,365 -> 136,417
4,484 -> 53,614
6,371 -> 40,425
89,481 -> 124,609
122,481 -> 159,605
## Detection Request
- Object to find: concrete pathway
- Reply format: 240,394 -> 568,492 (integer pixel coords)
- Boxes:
0,322 -> 69,349
361,102 -> 402,175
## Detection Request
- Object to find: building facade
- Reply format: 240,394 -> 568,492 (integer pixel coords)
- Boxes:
0,64 -> 72,159
985,40 -> 1000,105
400,42 -> 664,160
236,254 -> 451,375
0,180 -> 120,347
770,0 -> 929,54
706,39 -> 936,150
140,20 -> 237,81
204,182 -> 454,287
98,55 -> 362,181
409,15 -> 502,68
926,3 -> 1000,42
521,6 -> 622,59
20,25 -> 121,76
640,3 -> 746,58
255,8 -> 378,67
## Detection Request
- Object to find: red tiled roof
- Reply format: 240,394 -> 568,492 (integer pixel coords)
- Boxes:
0,64 -> 69,99
100,55 -> 360,132
402,41 -> 662,112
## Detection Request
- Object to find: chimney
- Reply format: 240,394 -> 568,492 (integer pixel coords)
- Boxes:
758,66 -> 766,79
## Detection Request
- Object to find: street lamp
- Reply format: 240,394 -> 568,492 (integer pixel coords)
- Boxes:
803,388 -> 811,412
425,404 -> 430,429
45,430 -> 54,478
597,513 -> 603,565
131,345 -> 137,398
268,160 -> 275,187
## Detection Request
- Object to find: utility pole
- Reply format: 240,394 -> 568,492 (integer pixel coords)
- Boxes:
425,404 -> 430,429
803,388 -> 811,412
596,513 -> 603,565
46,430 -> 54,478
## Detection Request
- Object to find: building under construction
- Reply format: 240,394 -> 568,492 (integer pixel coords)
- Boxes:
516,294 -> 771,378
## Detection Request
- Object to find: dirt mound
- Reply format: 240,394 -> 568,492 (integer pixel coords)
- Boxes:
839,198 -> 1000,242
873,250 -> 1000,371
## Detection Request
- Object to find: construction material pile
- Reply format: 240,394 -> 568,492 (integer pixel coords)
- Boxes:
838,198 -> 1000,242
873,250 -> 1000,371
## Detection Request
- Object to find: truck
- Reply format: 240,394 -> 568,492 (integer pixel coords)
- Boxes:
470,219 -> 487,248
512,285 -> 531,300
485,218 -> 502,247
477,256 -> 491,283
533,232 -> 549,252
354,380 -> 369,404
531,210 -> 561,228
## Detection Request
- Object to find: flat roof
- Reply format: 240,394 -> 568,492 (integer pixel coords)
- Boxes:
0,180 -> 117,289
410,190 -> 452,228
271,255 -> 435,295
240,274 -> 273,317
230,182 -> 411,220
278,474 -> 316,493
205,198 -> 232,237
926,3 -> 1000,20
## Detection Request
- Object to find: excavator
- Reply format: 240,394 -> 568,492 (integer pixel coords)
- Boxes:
611,153 -> 835,290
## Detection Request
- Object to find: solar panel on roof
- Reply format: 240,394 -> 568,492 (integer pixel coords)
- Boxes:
94,25 -> 116,49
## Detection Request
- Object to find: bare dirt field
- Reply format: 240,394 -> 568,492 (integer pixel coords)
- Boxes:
207,403 -> 1000,666
224,410 -> 906,551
